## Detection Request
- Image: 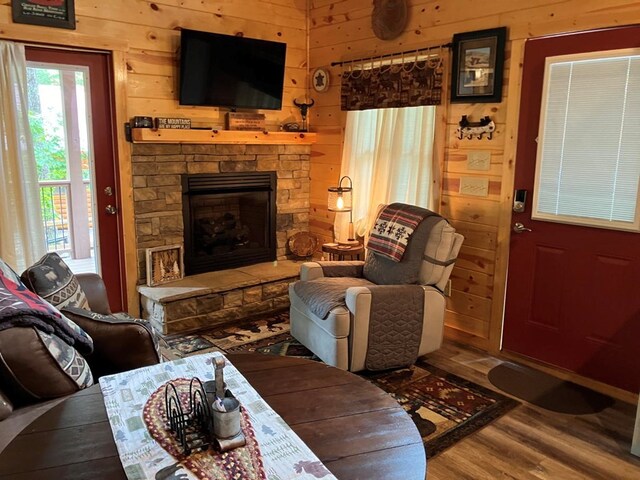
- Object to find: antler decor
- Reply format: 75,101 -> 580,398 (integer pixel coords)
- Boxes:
294,98 -> 315,132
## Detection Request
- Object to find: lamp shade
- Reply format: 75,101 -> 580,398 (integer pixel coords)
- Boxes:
328,176 -> 353,212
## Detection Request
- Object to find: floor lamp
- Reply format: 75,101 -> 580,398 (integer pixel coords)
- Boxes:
328,176 -> 358,245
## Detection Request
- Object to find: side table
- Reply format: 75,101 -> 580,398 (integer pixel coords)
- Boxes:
322,242 -> 364,261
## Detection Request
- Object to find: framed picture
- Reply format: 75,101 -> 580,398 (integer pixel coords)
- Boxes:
146,245 -> 184,287
451,27 -> 507,103
12,0 -> 76,30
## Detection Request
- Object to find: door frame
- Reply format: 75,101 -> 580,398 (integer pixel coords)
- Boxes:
490,26 -> 640,403
26,46 -> 127,311
0,29 -> 138,315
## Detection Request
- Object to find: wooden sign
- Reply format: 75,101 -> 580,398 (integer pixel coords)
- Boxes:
226,112 -> 266,131
12,0 -> 76,29
155,117 -> 191,129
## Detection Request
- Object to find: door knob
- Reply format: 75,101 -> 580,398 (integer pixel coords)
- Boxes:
105,205 -> 118,215
513,222 -> 532,233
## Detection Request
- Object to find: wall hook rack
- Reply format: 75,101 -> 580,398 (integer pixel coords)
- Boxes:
456,115 -> 495,140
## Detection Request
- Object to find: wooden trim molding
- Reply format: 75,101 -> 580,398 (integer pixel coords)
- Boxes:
0,26 -> 128,52
111,50 -> 138,316
131,128 -> 317,145
489,39 -> 526,354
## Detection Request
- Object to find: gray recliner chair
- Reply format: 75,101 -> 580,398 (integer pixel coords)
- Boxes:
289,205 -> 464,372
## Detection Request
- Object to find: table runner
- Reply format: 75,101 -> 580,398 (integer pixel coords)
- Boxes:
99,353 -> 337,480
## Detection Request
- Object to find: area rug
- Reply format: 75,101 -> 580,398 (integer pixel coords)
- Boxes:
165,312 -> 519,458
488,362 -> 614,414
162,312 -> 290,357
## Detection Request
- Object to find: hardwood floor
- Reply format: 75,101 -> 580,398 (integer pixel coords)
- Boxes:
425,341 -> 640,480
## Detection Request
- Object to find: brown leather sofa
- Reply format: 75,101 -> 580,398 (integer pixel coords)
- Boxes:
0,270 -> 161,452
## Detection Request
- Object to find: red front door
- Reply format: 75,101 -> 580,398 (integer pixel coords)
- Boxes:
26,47 -> 126,311
502,26 -> 640,393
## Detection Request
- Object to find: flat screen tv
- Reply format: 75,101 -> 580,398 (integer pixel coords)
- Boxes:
179,29 -> 287,110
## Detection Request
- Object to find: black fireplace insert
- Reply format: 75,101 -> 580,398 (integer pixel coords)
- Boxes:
182,172 -> 276,275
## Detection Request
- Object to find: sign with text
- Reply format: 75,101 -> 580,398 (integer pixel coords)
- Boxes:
12,0 -> 76,29
155,117 -> 191,129
226,112 -> 266,131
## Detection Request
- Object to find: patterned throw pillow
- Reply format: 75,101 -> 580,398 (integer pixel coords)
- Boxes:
0,270 -> 94,354
0,326 -> 94,402
21,252 -> 90,310
36,330 -> 94,389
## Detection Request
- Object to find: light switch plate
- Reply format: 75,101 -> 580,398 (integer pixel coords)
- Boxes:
467,151 -> 491,171
460,177 -> 489,197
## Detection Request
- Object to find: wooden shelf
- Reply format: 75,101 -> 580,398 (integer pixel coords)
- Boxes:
131,128 -> 316,145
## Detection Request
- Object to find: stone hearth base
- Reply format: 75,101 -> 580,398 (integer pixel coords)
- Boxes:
138,261 -> 301,335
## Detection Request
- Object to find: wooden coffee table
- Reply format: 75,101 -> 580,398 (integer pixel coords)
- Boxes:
0,354 -> 426,479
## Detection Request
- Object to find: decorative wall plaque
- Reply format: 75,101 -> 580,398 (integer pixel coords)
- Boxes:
371,0 -> 408,41
146,244 -> 184,286
225,112 -> 266,131
12,0 -> 76,30
312,68 -> 330,92
155,117 -> 191,129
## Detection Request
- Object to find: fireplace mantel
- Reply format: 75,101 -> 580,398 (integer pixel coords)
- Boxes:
131,128 -> 317,145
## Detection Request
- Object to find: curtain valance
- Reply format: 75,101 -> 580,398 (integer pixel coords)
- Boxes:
340,56 -> 443,111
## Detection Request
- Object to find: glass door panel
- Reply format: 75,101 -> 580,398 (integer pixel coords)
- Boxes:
27,62 -> 99,274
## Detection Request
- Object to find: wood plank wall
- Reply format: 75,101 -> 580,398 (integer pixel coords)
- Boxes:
0,0 -> 308,127
2,0 -> 639,349
308,0 -> 640,352
0,0 -> 309,312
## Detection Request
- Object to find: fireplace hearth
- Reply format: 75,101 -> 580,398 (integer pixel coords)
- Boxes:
182,172 -> 276,275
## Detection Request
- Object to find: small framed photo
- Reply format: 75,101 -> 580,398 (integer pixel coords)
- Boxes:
12,0 -> 76,30
451,27 -> 507,103
146,245 -> 184,287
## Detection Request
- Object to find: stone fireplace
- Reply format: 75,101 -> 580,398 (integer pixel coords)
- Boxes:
131,142 -> 310,283
182,171 -> 277,275
131,141 -> 311,334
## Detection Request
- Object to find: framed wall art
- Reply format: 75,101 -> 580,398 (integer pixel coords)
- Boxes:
12,0 -> 76,30
146,245 -> 184,287
451,27 -> 507,103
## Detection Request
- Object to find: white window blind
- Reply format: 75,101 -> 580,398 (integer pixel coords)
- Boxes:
533,49 -> 640,232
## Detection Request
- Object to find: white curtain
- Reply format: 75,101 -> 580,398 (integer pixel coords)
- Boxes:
0,41 -> 45,272
334,106 -> 436,242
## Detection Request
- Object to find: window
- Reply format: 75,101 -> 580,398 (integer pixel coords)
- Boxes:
533,49 -> 640,232
336,106 -> 436,239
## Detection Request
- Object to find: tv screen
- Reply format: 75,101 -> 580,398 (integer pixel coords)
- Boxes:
179,29 -> 287,110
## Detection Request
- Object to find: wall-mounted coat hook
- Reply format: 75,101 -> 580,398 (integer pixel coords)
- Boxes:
456,115 -> 495,140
